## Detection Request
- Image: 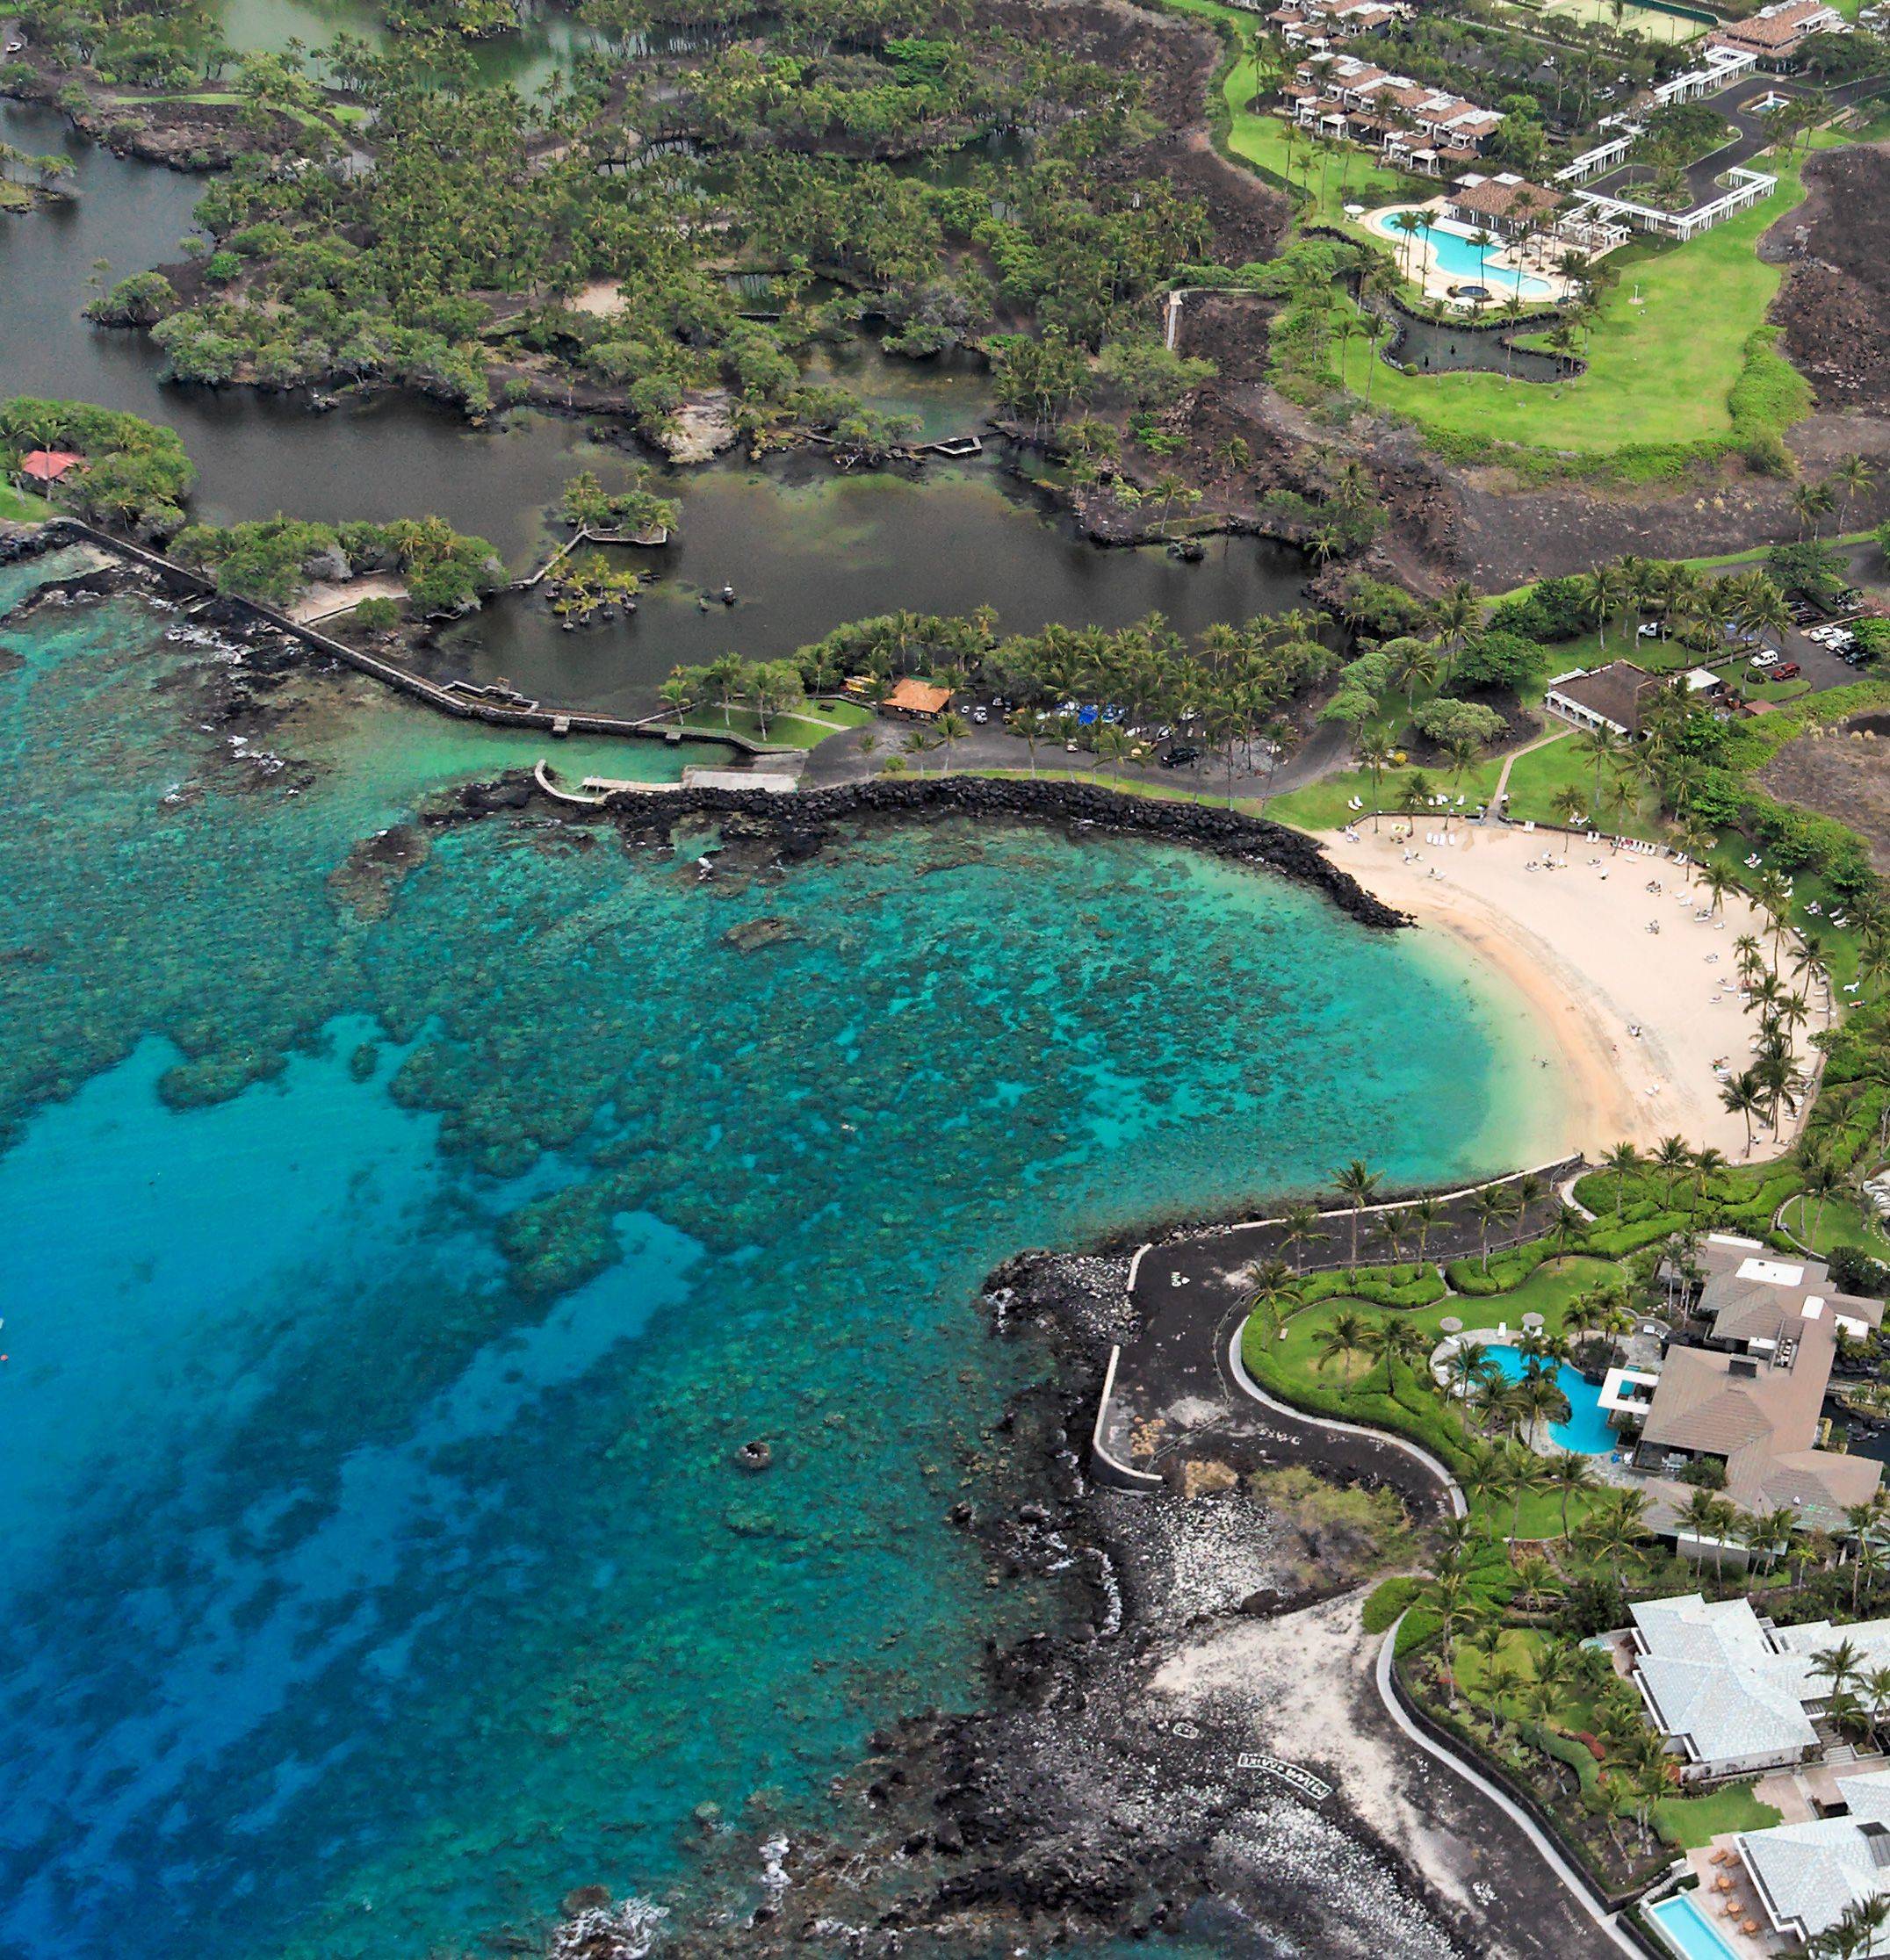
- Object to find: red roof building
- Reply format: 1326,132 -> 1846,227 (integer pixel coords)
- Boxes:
18,450 -> 84,486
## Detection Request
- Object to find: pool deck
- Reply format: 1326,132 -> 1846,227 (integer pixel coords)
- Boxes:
1365,199 -> 1580,308
1430,1326 -> 1628,1459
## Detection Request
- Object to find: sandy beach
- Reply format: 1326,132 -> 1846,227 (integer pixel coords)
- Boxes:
1333,821 -> 1821,1161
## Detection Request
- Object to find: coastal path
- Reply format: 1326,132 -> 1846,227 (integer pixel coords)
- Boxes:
40,519 -> 790,756
1090,1158 -> 1580,1501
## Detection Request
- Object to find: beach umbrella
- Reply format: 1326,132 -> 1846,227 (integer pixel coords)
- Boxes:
1439,1315 -> 1463,1337
1522,1312 -> 1546,1332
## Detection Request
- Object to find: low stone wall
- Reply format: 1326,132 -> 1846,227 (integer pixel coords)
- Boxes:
581,773 -> 1414,931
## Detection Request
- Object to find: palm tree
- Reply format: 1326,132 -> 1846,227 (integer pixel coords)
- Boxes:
1546,1452 -> 1596,1545
1812,1636 -> 1865,1707
1241,1259 -> 1297,1343
1407,1194 -> 1444,1268
1361,1315 -> 1430,1393
1446,1338 -> 1494,1405
1653,1134 -> 1692,1203
1603,1141 -> 1639,1217
1315,1308 -> 1371,1378
1720,1069 -> 1765,1158
1500,1440 -> 1547,1550
1833,453 -> 1876,531
1275,1201 -> 1326,1273
1677,1488 -> 1740,1589
1355,731 -> 1394,829
1469,1184 -> 1519,1272
1482,1655 -> 1523,1740
1330,1158 -> 1382,1265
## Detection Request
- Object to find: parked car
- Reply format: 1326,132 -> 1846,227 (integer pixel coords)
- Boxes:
1636,622 -> 1664,639
1749,649 -> 1779,669
970,706 -> 988,725
1160,743 -> 1201,769
1772,661 -> 1801,681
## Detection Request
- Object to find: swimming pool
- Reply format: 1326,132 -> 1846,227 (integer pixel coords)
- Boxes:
1368,212 -> 1555,301
1485,1344 -> 1617,1455
1648,1890 -> 1745,1960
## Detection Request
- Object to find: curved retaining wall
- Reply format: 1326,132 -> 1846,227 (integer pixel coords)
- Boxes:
575,773 -> 1413,932
1381,1634 -> 1673,1947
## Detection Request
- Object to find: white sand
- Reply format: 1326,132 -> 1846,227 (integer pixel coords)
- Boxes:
568,278 -> 624,319
290,573 -> 408,624
1332,822 -> 1819,1161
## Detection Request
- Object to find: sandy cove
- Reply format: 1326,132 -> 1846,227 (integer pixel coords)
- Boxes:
1332,821 -> 1819,1162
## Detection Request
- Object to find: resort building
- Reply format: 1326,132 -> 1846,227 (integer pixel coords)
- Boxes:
15,448 -> 83,488
1542,660 -> 1660,738
1705,0 -> 1847,68
1286,56 -> 1504,171
1441,174 -> 1569,240
1264,0 -> 1408,47
1626,1594 -> 1823,1781
1735,1769 -> 1890,1943
880,678 -> 953,720
1597,1237 -> 1885,1553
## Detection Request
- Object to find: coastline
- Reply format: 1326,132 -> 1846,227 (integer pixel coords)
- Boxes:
625,1248 -> 1627,1960
1333,822 -> 1811,1160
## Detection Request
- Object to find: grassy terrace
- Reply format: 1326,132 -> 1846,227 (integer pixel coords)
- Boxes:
1363,150 -> 1811,456
1156,0 -> 1849,465
0,484 -> 53,524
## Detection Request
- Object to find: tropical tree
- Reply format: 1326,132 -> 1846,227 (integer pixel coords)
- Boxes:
1314,1308 -> 1371,1377
1469,1183 -> 1519,1272
1330,1158 -> 1382,1265
1546,1451 -> 1596,1544
1241,1259 -> 1297,1342
1276,1200 -> 1327,1273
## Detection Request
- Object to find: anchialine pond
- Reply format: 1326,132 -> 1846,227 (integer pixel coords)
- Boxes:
0,549 -> 1562,1959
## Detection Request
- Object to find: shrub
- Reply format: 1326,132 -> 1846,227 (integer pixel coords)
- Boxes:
1363,1575 -> 1424,1634
1678,1456 -> 1727,1488
1830,1245 -> 1890,1299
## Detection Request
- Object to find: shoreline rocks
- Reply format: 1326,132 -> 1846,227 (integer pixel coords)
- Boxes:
451,771 -> 1410,933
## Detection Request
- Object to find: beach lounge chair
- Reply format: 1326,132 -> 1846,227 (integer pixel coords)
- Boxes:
1522,820 -> 1534,833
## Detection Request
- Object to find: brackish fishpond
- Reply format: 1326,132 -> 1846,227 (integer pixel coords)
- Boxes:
0,546 -> 1560,1958
0,94 -> 1308,712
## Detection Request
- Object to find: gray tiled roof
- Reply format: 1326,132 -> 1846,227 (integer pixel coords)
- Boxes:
1739,1770 -> 1890,1940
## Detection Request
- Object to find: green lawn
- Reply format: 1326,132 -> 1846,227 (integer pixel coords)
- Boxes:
1653,1780 -> 1781,1848
682,702 -> 873,750
0,483 -> 52,524
1248,1257 -> 1627,1541
1268,758 -> 1501,831
1362,151 -> 1810,453
1778,1192 -> 1889,1257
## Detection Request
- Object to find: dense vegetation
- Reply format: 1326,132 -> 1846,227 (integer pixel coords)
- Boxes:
0,395 -> 197,533
61,0 -> 1214,458
171,513 -> 504,610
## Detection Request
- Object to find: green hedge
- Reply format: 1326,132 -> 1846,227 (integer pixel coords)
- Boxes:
1527,1719 -> 1601,1798
1363,1575 -> 1423,1634
1239,1339 -> 1476,1474
1445,1238 -> 1558,1294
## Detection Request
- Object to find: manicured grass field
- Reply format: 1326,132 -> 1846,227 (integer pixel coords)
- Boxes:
1652,1780 -> 1781,1848
1362,151 -> 1810,453
686,702 -> 872,749
1778,1192 -> 1889,1257
0,483 -> 52,524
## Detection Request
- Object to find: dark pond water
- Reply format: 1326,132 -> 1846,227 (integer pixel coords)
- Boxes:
0,97 -> 1309,708
431,463 -> 1309,711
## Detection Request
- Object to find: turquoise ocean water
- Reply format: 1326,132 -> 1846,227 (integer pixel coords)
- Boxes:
0,553 -> 1555,1958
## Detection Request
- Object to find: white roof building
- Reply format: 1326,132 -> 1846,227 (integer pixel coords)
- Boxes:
1739,1769 -> 1890,1943
1628,1595 -> 1821,1777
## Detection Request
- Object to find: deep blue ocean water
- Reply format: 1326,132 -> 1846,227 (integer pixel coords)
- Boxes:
0,552 -> 1554,1958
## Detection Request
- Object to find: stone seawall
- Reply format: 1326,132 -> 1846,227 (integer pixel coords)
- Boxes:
448,769 -> 1412,932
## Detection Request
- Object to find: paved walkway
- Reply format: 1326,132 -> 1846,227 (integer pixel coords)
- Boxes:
1375,1618 -> 1649,1959
1092,1158 -> 1581,1495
